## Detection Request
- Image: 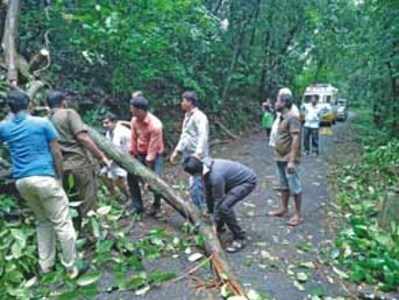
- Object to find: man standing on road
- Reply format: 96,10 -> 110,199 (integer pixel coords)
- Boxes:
269,88 -> 300,148
102,113 -> 131,202
129,96 -> 164,217
170,91 -> 209,211
183,156 -> 257,253
268,90 -> 304,227
47,91 -> 111,230
0,90 -> 78,278
302,95 -> 324,156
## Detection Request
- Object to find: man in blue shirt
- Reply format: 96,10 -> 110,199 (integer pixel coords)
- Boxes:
0,90 -> 78,278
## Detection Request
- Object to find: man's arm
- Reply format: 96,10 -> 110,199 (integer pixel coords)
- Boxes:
130,120 -> 138,156
76,132 -> 110,166
171,118 -> 187,163
287,117 -> 301,173
210,177 -> 225,213
288,132 -> 300,164
50,140 -> 64,180
194,114 -> 209,159
145,126 -> 163,166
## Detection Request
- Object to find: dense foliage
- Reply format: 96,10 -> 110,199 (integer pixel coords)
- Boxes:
331,111 -> 399,291
1,1 -> 397,134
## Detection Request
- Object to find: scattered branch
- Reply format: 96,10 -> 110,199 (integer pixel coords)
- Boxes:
214,119 -> 239,140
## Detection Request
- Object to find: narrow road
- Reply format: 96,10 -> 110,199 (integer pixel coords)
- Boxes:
98,118 -> 351,300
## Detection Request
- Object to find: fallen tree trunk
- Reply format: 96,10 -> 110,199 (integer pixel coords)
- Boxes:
87,127 -> 247,298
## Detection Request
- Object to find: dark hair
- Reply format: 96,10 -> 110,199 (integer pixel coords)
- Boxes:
280,94 -> 293,109
104,112 -> 117,122
183,156 -> 203,175
182,91 -> 198,107
7,90 -> 30,113
47,90 -> 66,108
130,96 -> 149,111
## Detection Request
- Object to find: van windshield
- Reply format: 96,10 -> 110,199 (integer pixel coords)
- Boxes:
304,95 -> 320,103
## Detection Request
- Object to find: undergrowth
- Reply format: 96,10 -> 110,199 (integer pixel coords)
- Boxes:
331,109 -> 399,292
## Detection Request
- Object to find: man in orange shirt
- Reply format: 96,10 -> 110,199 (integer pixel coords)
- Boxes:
128,96 -> 164,217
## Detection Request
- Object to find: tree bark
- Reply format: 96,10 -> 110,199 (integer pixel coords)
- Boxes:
379,188 -> 399,231
2,0 -> 20,85
87,127 -> 247,297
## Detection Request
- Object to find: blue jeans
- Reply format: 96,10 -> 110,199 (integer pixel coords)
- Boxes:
189,175 -> 205,209
183,152 -> 206,209
127,154 -> 163,212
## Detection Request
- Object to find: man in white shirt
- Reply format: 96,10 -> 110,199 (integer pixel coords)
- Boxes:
170,91 -> 209,210
302,96 -> 324,155
102,113 -> 131,200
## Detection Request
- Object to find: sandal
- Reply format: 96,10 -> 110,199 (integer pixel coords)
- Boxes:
225,240 -> 245,253
267,209 -> 288,217
287,216 -> 304,227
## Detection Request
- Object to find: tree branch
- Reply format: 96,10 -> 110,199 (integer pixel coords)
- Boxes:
2,0 -> 20,85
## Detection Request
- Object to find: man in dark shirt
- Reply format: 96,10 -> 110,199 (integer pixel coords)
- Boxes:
47,91 -> 111,229
183,156 -> 257,253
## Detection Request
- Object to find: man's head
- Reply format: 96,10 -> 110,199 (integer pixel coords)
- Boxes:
102,112 -> 117,131
181,91 -> 198,112
310,95 -> 318,105
130,96 -> 149,121
7,90 -> 30,113
183,156 -> 203,176
275,87 -> 293,113
47,90 -> 66,109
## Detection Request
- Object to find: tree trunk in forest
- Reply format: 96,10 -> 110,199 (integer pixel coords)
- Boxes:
379,188 -> 399,231
87,127 -> 247,297
2,0 -> 20,85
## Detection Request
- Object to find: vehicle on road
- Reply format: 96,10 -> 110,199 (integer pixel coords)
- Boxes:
336,98 -> 348,121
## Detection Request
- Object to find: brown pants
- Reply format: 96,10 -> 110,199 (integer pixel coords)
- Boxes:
65,166 -> 98,218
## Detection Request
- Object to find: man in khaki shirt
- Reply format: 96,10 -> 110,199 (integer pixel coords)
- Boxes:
47,91 -> 111,230
268,89 -> 303,227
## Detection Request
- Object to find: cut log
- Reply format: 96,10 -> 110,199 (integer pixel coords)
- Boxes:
87,127 -> 247,297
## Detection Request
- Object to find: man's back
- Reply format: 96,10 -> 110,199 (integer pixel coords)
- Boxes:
49,108 -> 92,170
106,123 -> 131,153
207,159 -> 256,192
179,108 -> 209,158
0,113 -> 57,179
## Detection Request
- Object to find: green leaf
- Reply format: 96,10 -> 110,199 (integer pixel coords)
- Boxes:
76,271 -> 101,287
296,272 -> 308,282
125,273 -> 147,290
148,270 -> 176,285
333,266 -> 349,279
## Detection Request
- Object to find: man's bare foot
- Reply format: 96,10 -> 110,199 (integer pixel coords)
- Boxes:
287,215 -> 304,226
267,209 -> 288,217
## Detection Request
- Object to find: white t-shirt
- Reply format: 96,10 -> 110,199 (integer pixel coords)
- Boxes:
302,103 -> 323,129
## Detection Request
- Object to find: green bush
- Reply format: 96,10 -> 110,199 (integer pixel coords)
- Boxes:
333,128 -> 399,291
